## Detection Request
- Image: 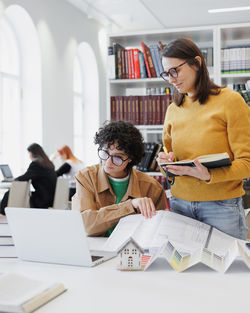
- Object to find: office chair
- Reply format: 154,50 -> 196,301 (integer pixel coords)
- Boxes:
52,177 -> 70,210
7,180 -> 31,208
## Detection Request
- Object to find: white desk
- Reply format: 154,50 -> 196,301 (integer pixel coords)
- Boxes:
0,238 -> 249,313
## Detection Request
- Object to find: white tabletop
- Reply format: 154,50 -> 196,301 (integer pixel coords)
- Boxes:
0,237 -> 249,313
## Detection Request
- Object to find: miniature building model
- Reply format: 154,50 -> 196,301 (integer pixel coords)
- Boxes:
118,238 -> 152,271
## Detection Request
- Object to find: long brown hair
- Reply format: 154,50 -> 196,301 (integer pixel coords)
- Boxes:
27,143 -> 54,169
162,38 -> 221,106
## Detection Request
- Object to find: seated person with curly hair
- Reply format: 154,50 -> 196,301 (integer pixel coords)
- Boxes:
72,121 -> 166,236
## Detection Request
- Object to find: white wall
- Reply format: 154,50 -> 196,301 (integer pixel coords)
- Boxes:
0,0 -> 106,156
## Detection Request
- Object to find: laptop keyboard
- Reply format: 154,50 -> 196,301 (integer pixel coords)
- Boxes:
91,255 -> 103,262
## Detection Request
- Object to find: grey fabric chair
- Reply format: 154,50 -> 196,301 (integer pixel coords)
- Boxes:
7,180 -> 31,208
52,178 -> 70,210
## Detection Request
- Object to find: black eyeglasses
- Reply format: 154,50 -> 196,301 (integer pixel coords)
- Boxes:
98,149 -> 129,167
160,61 -> 187,81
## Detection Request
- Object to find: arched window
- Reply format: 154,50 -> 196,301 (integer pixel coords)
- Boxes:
73,43 -> 99,166
0,5 -> 42,175
0,14 -> 21,175
73,54 -> 84,160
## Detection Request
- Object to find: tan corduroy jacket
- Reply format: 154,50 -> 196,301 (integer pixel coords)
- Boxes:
72,164 -> 166,236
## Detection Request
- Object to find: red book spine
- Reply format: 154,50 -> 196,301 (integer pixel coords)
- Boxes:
130,49 -> 135,79
133,49 -> 141,79
127,49 -> 132,79
141,42 -> 157,78
141,42 -> 152,78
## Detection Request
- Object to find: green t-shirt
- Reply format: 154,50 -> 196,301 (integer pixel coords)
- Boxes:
105,175 -> 130,237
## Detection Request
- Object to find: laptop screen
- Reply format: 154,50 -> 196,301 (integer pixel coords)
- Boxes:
0,164 -> 13,179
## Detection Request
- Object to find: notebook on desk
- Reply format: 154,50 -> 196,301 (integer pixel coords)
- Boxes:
0,164 -> 14,182
5,208 -> 116,267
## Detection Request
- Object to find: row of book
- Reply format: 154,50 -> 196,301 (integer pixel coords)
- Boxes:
108,42 -> 164,79
110,94 -> 172,125
221,46 -> 250,73
108,41 -> 213,80
136,143 -> 162,172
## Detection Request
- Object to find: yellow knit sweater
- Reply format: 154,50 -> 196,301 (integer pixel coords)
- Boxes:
163,87 -> 250,201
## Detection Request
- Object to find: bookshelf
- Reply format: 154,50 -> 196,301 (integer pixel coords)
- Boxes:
107,25 -> 215,143
220,23 -> 250,87
107,22 -> 250,175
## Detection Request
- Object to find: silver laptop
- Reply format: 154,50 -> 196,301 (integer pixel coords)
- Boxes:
0,164 -> 14,182
5,208 -> 116,267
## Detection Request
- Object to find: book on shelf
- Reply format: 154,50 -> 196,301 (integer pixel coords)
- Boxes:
102,210 -> 250,273
133,49 -> 141,79
159,152 -> 231,177
113,42 -> 125,79
149,44 -> 164,77
110,93 -> 172,125
149,44 -> 160,77
136,143 -> 162,172
154,44 -> 164,73
148,143 -> 162,172
138,51 -> 147,78
136,142 -> 149,172
141,42 -> 157,78
0,272 -> 66,313
142,142 -> 155,172
221,46 -> 250,74
107,45 -> 116,79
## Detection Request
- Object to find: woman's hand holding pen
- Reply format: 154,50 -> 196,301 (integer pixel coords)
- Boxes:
156,151 -> 175,164
156,151 -> 211,182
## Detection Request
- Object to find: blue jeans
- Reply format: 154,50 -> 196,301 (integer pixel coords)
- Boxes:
169,196 -> 248,240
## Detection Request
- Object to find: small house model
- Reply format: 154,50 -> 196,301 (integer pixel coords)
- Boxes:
117,238 -> 152,271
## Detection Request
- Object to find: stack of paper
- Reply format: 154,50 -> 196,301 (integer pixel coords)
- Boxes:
103,210 -> 250,273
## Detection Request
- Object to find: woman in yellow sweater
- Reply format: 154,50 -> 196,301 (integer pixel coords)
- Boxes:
157,38 -> 250,239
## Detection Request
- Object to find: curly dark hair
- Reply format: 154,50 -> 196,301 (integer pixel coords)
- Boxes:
94,121 -> 145,171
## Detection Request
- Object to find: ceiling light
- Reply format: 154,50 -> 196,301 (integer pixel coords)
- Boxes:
208,6 -> 250,13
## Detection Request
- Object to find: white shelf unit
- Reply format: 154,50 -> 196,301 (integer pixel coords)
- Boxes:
219,23 -> 250,86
